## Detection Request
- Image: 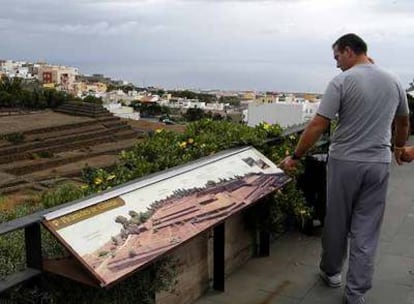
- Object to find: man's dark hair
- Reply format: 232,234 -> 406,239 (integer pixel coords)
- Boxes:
333,33 -> 367,55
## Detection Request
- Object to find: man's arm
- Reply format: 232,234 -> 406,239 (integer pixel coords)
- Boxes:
394,115 -> 410,165
294,114 -> 331,158
280,114 -> 331,170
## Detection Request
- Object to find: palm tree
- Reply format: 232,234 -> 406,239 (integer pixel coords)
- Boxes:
0,76 -> 22,94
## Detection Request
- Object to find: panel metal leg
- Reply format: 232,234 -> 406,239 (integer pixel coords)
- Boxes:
149,266 -> 156,304
258,230 -> 270,257
25,223 -> 42,270
257,200 -> 270,257
213,223 -> 225,291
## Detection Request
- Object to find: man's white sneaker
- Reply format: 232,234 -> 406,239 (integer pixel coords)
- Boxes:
343,296 -> 366,304
319,270 -> 342,287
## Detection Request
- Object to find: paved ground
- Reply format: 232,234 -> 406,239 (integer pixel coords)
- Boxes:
195,138 -> 414,304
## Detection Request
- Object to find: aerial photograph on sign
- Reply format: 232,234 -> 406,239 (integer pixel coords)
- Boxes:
43,147 -> 290,286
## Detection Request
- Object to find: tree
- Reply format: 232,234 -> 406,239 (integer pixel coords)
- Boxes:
0,76 -> 22,107
197,93 -> 216,103
83,95 -> 103,104
0,76 -> 22,94
133,102 -> 170,117
169,90 -> 197,100
212,112 -> 224,121
0,75 -> 73,109
219,96 -> 240,106
106,83 -> 117,92
0,91 -> 13,107
183,108 -> 205,121
32,90 -> 47,108
149,88 -> 165,96
169,90 -> 217,103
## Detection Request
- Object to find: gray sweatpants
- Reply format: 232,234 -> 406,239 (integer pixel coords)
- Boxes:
319,157 -> 390,303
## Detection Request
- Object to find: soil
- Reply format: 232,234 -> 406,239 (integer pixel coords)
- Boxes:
0,111 -> 186,209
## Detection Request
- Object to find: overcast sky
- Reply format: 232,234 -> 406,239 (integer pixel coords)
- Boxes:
1,0 -> 413,93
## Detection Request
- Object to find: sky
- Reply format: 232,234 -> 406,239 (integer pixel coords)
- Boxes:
1,0 -> 413,93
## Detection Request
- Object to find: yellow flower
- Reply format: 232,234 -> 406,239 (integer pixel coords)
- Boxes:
81,185 -> 89,190
106,174 -> 116,181
94,177 -> 103,185
299,209 -> 306,215
187,138 -> 194,144
285,149 -> 290,156
155,129 -> 163,133
179,141 -> 187,148
262,122 -> 271,130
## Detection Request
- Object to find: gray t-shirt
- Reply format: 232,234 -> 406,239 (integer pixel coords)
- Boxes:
317,63 -> 409,163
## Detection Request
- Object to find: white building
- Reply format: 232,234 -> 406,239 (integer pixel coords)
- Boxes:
205,103 -> 225,111
163,98 -> 226,111
102,91 -> 160,105
0,60 -> 36,79
103,103 -> 140,120
275,93 -> 296,103
102,90 -> 131,104
166,98 -> 205,109
246,101 -> 319,128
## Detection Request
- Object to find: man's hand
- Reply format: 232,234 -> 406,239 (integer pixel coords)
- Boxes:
394,147 -> 405,165
401,146 -> 414,163
279,156 -> 300,171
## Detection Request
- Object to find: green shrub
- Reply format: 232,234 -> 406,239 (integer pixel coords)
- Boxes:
83,95 -> 103,104
39,183 -> 85,209
2,132 -> 25,144
0,183 -> 86,276
29,151 -> 54,160
0,230 -> 25,279
37,151 -> 54,158
0,204 -> 41,279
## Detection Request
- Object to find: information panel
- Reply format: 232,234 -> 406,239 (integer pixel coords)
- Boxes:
43,147 -> 290,286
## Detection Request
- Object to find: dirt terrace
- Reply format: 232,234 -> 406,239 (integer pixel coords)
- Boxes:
0,110 -> 94,134
0,110 -> 186,207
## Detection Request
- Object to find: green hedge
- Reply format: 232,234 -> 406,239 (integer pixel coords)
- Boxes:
82,119 -> 312,232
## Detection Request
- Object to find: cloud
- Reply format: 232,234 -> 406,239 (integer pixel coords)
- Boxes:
371,0 -> 414,13
179,0 -> 306,2
0,0 -> 413,91
0,0 -> 172,37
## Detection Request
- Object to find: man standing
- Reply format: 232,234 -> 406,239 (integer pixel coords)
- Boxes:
280,33 -> 409,304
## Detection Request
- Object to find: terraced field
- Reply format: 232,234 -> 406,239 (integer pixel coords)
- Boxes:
0,108 -> 187,207
0,110 -> 145,195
